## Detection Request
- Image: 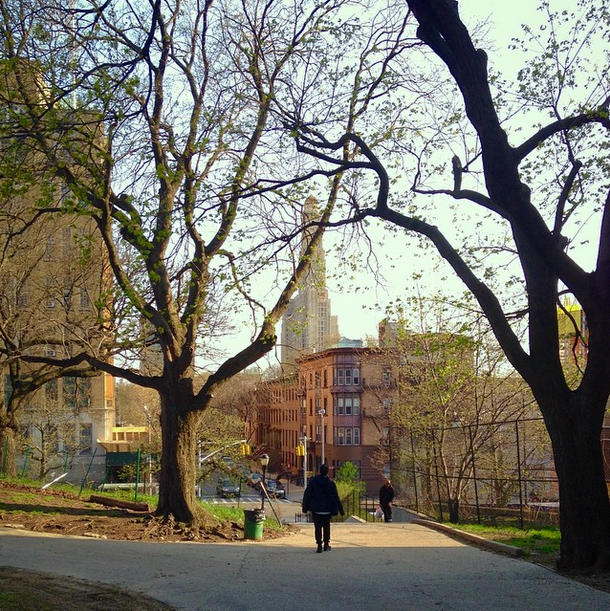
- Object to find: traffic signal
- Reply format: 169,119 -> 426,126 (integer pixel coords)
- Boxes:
240,443 -> 251,456
295,443 -> 305,456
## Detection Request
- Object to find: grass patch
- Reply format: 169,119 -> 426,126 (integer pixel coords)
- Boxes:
447,522 -> 561,565
0,592 -> 21,610
198,501 -> 284,531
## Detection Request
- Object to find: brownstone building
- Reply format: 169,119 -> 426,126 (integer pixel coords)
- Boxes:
253,343 -> 396,496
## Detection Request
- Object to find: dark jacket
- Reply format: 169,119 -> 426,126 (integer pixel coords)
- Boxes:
379,483 -> 395,506
302,474 -> 344,516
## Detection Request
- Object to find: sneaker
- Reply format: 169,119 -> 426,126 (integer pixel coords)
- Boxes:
323,544 -> 331,551
316,544 -> 323,553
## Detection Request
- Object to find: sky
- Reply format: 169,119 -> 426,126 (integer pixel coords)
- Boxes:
214,0 -> 603,368
314,0 -> 600,346
316,2 -> 528,344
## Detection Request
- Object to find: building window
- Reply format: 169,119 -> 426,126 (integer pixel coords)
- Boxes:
44,236 -> 56,261
45,379 -> 58,403
62,276 -> 72,308
45,278 -> 56,309
334,394 -> 360,416
79,423 -> 93,455
335,427 -> 360,446
323,369 -> 328,387
382,368 -> 391,388
63,377 -> 91,410
62,227 -> 72,259
345,396 -> 352,415
335,367 -> 360,386
79,287 -> 89,310
337,368 -> 344,385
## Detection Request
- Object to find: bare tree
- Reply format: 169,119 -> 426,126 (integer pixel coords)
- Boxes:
378,297 -> 532,522
0,0 -> 410,528
289,0 -> 610,570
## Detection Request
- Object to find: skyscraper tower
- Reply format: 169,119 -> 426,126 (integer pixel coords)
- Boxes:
280,196 -> 339,369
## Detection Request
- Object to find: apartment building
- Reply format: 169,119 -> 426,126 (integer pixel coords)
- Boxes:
253,343 -> 396,496
1,59 -> 116,482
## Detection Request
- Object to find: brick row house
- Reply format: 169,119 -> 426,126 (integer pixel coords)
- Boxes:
254,344 -> 396,496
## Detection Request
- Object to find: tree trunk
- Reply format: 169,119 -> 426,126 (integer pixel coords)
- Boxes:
0,424 -> 17,478
155,391 -> 204,529
543,397 -> 610,571
448,498 -> 460,523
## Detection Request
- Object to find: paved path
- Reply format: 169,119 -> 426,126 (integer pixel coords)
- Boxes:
1,522 -> 609,611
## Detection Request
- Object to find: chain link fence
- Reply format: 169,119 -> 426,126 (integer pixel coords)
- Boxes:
392,417 -> 575,527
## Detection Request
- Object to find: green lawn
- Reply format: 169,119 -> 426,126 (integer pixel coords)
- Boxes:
446,522 -> 561,566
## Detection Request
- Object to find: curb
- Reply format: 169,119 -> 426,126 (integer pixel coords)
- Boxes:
412,518 -> 525,557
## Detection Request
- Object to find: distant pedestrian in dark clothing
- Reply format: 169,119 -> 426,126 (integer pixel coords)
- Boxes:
302,464 -> 344,552
379,479 -> 395,523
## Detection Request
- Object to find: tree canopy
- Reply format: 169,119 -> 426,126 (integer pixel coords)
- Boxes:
0,0 -> 412,527
286,0 -> 610,571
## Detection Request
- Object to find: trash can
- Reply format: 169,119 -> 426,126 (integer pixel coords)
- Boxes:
243,508 -> 265,540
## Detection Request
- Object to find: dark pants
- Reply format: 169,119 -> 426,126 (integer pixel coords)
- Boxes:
381,503 -> 392,523
312,513 -> 332,544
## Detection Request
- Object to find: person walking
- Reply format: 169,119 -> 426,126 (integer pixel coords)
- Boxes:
379,479 -> 395,523
302,464 -> 344,553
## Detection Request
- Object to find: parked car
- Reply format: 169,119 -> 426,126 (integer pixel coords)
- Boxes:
234,464 -> 251,481
248,472 -> 263,488
273,480 -> 286,499
263,479 -> 277,497
220,455 -> 235,468
216,478 -> 241,498
262,479 -> 286,498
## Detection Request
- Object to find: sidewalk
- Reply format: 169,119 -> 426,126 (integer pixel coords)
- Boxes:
2,520 -> 609,610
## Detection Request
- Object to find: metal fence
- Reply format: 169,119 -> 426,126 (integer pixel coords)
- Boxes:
393,417 -> 566,528
296,491 -> 383,523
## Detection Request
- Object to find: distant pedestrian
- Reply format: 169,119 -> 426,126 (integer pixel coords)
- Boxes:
302,464 -> 344,552
379,479 -> 395,523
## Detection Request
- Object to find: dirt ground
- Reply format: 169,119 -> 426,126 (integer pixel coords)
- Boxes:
0,480 -> 252,543
0,480 -> 285,610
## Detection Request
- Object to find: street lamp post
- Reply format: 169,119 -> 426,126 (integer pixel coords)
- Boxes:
318,409 -> 326,466
260,453 -> 270,510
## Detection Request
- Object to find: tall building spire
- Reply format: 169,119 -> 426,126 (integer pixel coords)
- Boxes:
280,196 -> 339,369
